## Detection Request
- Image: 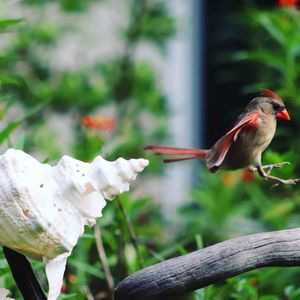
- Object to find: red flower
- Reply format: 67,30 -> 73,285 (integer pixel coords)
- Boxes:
61,284 -> 68,293
241,170 -> 254,183
278,0 -> 298,7
81,115 -> 116,131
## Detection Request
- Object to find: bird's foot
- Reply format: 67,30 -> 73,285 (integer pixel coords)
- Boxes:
271,177 -> 300,188
249,161 -> 290,175
254,165 -> 300,188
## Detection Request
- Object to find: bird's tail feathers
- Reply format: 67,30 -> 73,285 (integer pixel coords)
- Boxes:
144,145 -> 208,163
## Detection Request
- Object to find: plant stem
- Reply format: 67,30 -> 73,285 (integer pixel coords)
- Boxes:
117,197 -> 144,269
94,225 -> 115,300
114,0 -> 147,125
81,286 -> 95,300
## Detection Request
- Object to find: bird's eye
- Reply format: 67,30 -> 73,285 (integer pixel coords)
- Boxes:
272,102 -> 281,111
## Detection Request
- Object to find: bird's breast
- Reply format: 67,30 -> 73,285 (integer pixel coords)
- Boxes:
222,118 -> 277,170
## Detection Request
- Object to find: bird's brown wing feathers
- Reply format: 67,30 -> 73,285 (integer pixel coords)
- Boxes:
206,112 -> 260,172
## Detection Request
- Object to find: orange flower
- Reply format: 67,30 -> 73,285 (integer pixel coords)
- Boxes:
68,274 -> 77,285
249,278 -> 259,286
222,173 -> 237,187
81,115 -> 116,131
278,0 -> 298,7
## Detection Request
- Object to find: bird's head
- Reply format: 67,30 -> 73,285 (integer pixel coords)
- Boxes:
246,89 -> 290,121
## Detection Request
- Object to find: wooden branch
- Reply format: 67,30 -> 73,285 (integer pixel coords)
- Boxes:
3,247 -> 47,300
114,228 -> 300,300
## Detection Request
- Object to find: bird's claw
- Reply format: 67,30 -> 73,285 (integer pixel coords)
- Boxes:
251,162 -> 299,188
271,178 -> 300,188
265,161 -> 290,175
250,161 -> 290,175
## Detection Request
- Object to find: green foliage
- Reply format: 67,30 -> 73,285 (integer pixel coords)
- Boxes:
233,8 -> 300,101
0,0 -> 176,299
22,0 -> 101,12
0,19 -> 23,32
178,4 -> 300,299
2,1 -> 300,300
0,16 -> 48,300
126,0 -> 176,50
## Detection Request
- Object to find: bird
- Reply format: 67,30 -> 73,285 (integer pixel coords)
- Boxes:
144,89 -> 300,187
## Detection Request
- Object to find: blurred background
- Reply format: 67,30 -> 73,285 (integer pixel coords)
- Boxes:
1,0 -> 300,299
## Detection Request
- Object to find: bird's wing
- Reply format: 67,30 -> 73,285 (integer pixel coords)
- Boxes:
206,112 -> 260,172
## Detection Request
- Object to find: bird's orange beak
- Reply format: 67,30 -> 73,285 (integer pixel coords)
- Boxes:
276,108 -> 290,121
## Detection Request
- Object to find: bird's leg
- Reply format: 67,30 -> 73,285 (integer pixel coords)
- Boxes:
256,165 -> 300,188
249,161 -> 290,175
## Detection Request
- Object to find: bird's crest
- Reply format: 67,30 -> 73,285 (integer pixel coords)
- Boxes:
261,89 -> 280,99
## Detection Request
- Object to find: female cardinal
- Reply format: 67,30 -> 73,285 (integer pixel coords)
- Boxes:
145,89 -> 300,187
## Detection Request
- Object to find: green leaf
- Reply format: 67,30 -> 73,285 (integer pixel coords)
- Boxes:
59,293 -> 78,299
195,234 -> 204,250
68,259 -> 104,278
0,121 -> 22,145
0,75 -> 21,86
262,201 -> 295,221
0,55 -> 20,62
232,51 -> 286,73
256,14 -> 286,45
0,102 -> 46,145
15,133 -> 26,150
0,19 -> 24,31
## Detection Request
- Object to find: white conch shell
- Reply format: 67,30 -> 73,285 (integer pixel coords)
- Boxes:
0,149 -> 148,300
0,288 -> 14,300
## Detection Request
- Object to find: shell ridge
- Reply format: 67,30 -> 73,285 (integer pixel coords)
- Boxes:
0,149 -> 148,299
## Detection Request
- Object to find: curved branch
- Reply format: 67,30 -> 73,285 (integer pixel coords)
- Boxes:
115,228 -> 300,300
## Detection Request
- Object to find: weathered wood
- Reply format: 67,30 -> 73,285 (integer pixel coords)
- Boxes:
114,228 -> 300,300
